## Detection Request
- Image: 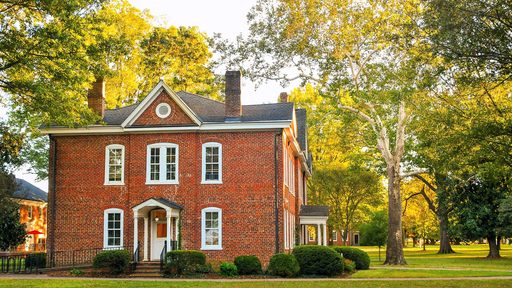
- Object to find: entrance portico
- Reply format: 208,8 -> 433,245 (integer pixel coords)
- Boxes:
132,198 -> 183,261
299,205 -> 329,246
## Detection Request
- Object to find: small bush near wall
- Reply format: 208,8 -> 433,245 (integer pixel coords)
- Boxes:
292,245 -> 344,276
266,253 -> 300,277
331,246 -> 370,270
219,262 -> 238,277
92,250 -> 130,275
164,250 -> 206,275
234,255 -> 262,275
344,259 -> 356,273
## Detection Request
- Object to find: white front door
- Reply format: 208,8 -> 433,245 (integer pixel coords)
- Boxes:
151,210 -> 167,260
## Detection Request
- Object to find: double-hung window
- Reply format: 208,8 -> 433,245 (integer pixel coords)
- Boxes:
104,208 -> 124,248
28,206 -> 33,219
105,144 -> 125,185
202,142 -> 222,184
146,143 -> 179,184
201,207 -> 222,250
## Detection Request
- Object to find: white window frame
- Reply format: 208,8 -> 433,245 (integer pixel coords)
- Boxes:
156,103 -> 171,118
146,143 -> 179,185
28,206 -> 33,219
332,230 -> 338,242
201,142 -> 222,184
201,207 -> 222,250
104,144 -> 125,185
103,208 -> 124,248
284,209 -> 289,249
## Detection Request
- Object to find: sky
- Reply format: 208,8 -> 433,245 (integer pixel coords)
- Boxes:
3,0 -> 297,192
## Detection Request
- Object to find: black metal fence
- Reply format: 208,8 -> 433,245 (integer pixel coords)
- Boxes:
50,245 -> 134,268
0,253 -> 45,274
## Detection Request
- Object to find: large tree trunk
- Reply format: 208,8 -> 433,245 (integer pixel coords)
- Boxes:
437,211 -> 455,254
384,163 -> 408,265
486,236 -> 501,258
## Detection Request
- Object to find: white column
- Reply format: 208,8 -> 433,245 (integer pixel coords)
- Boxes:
323,224 -> 327,246
175,216 -> 179,241
133,216 -> 138,254
177,214 -> 181,249
143,217 -> 149,261
317,224 -> 321,245
166,209 -> 171,252
170,217 -> 174,250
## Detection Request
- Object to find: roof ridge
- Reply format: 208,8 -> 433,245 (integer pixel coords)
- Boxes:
242,102 -> 293,107
177,91 -> 225,105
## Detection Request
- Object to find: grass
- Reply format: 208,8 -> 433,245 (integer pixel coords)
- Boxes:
1,279 -> 512,288
358,244 -> 512,270
350,269 -> 512,278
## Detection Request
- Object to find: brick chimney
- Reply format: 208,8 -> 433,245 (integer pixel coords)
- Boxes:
280,92 -> 288,103
225,71 -> 242,121
88,77 -> 105,118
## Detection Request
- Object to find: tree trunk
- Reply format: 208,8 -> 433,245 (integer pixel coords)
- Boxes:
437,212 -> 455,254
383,163 -> 408,265
497,236 -> 501,250
486,236 -> 501,258
412,237 -> 416,247
402,227 -> 406,247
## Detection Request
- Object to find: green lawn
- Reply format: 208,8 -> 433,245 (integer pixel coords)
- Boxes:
351,269 -> 512,278
358,244 -> 512,270
2,279 -> 512,288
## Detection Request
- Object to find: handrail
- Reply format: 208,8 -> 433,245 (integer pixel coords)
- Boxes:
160,241 -> 167,271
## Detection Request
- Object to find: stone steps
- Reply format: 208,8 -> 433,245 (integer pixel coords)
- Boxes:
130,262 -> 163,278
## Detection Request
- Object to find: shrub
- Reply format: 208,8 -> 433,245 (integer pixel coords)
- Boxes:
93,250 -> 130,275
344,259 -> 356,273
234,255 -> 262,275
331,246 -> 370,270
69,269 -> 84,276
164,250 -> 206,275
196,262 -> 215,273
266,253 -> 300,277
219,262 -> 238,277
292,245 -> 344,276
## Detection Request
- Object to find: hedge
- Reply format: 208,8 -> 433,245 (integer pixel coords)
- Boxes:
234,255 -> 262,275
92,250 -> 130,274
266,253 -> 300,277
220,262 -> 238,277
292,245 -> 344,276
331,246 -> 370,270
164,250 -> 206,275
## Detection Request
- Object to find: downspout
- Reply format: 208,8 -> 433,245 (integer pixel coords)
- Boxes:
50,135 -> 57,267
274,130 -> 282,254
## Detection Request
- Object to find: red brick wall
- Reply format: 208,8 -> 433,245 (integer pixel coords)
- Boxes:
48,131 -> 286,265
133,90 -> 196,126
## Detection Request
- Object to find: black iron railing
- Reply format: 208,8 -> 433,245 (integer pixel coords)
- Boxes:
0,253 -> 44,274
50,245 -> 134,268
133,242 -> 140,271
160,241 -> 167,271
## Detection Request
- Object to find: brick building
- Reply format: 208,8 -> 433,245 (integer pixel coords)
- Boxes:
10,179 -> 47,252
40,71 -> 328,264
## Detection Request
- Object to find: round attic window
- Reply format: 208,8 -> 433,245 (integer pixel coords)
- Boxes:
156,103 -> 171,118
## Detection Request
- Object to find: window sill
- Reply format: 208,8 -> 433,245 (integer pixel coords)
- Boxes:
104,182 -> 125,186
145,181 -> 179,185
201,180 -> 222,185
201,247 -> 223,251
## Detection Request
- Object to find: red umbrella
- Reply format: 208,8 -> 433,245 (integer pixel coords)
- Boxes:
27,230 -> 43,235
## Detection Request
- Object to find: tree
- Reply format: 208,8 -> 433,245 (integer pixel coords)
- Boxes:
0,0 -> 110,129
449,177 -> 510,258
360,210 -> 388,262
0,170 -> 26,251
422,0 -> 512,81
227,0 -> 430,265
308,164 -> 384,246
499,196 -> 512,239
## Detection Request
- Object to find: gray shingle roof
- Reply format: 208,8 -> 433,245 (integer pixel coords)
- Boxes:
99,91 -> 295,125
12,179 -> 47,202
296,109 -> 308,153
153,197 -> 184,210
299,205 -> 329,217
103,103 -> 140,125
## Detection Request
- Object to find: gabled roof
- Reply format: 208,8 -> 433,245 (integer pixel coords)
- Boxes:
122,81 -> 202,127
12,179 -> 47,202
132,197 -> 183,210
